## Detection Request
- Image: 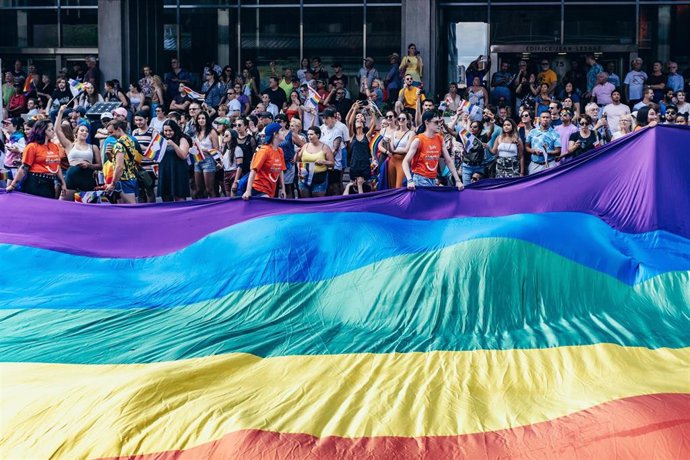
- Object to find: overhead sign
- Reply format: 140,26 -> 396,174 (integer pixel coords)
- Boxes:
490,44 -> 638,53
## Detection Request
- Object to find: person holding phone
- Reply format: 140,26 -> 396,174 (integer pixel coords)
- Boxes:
400,43 -> 423,85
561,114 -> 599,162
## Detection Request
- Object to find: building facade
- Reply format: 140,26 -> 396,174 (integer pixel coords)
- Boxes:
1,0 -> 688,97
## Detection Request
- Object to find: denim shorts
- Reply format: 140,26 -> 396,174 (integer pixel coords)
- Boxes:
412,173 -> 436,187
299,171 -> 329,194
194,156 -> 217,173
250,187 -> 269,197
115,179 -> 138,196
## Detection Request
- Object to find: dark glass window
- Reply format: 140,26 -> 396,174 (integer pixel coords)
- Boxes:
367,6 -> 402,66
61,7 -> 98,47
564,6 -> 635,45
491,7 -> 561,44
303,6 -> 364,75
27,9 -> 60,47
240,6 -> 300,90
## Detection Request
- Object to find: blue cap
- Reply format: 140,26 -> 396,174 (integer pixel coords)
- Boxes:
263,122 -> 281,144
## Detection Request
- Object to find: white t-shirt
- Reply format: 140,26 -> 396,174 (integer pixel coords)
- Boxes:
222,146 -> 243,171
266,103 -> 279,117
149,117 -> 165,133
623,70 -> 648,101
602,102 -> 631,133
228,99 -> 242,116
320,123 -> 346,170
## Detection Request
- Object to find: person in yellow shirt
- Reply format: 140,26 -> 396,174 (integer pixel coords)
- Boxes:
399,43 -> 423,84
395,74 -> 425,117
537,59 -> 558,94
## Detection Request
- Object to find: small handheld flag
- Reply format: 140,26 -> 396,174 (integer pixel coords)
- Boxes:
457,127 -> 477,149
142,132 -> 167,162
369,133 -> 385,160
307,86 -> 321,106
68,79 -> 84,97
181,85 -> 205,101
190,138 -> 205,163
22,75 -> 33,95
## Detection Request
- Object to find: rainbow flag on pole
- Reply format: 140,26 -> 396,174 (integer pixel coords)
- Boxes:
369,132 -> 385,160
190,137 -> 205,162
307,85 -> 321,106
1,126 -> 689,459
458,99 -> 481,118
457,127 -> 476,148
142,132 -> 167,162
181,85 -> 205,101
68,79 -> 84,97
22,74 -> 33,95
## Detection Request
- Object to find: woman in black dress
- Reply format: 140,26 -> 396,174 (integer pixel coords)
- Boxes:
158,119 -> 191,202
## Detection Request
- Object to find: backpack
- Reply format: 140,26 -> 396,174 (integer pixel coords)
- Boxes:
237,135 -> 256,176
117,139 -> 153,188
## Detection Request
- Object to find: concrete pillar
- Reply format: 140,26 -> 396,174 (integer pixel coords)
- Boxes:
402,0 -> 435,96
657,5 -> 671,64
98,0 -> 124,83
17,10 -> 28,48
218,9 -> 231,69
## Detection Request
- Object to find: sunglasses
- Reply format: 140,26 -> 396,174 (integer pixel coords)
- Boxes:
521,114 -> 531,118
398,117 -> 408,121
227,92 -> 235,95
386,115 -> 394,119
579,121 -> 588,125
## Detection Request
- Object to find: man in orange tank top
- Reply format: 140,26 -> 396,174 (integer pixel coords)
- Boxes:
402,111 -> 463,191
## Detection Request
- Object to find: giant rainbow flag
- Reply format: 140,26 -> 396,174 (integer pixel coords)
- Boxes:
1,126 -> 689,458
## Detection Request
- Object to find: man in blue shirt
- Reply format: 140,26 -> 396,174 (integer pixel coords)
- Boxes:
526,111 -> 561,175
164,58 -> 192,106
666,61 -> 684,93
491,61 -> 514,106
585,54 -> 604,97
606,62 -> 621,88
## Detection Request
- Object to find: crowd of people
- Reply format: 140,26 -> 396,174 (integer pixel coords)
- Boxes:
1,50 -> 688,203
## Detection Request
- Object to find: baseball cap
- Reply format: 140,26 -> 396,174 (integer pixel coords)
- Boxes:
113,107 -> 128,117
259,111 -> 274,120
263,122 -> 281,144
100,112 -> 113,122
213,117 -> 231,126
